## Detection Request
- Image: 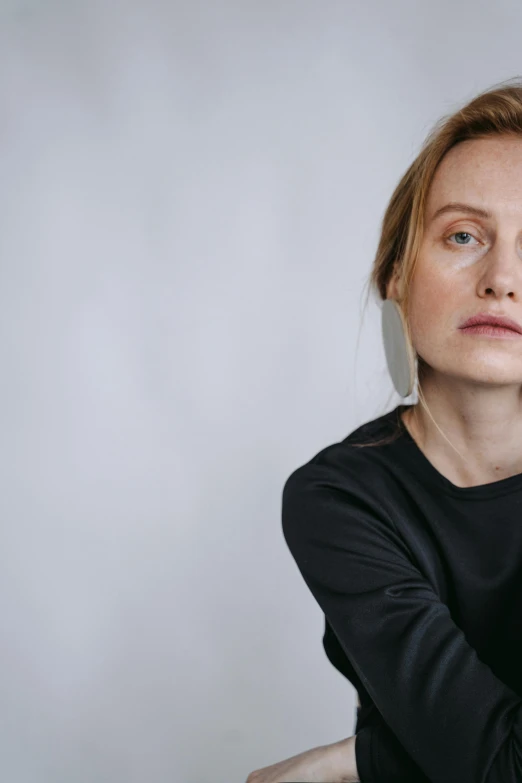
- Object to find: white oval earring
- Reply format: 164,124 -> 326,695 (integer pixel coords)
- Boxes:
381,298 -> 417,398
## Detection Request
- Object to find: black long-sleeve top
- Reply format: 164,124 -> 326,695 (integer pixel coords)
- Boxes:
282,403 -> 522,783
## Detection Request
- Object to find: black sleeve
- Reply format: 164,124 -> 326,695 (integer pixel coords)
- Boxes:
356,718 -> 432,782
281,464 -> 522,783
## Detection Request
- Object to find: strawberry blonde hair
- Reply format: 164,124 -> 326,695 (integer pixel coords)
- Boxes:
352,76 -> 522,448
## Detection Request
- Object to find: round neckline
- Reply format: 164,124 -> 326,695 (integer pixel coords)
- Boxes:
390,405 -> 522,500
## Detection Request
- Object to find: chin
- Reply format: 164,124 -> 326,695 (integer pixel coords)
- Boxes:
449,366 -> 522,386
419,356 -> 522,387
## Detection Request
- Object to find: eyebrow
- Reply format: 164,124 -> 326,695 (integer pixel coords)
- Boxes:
430,202 -> 492,222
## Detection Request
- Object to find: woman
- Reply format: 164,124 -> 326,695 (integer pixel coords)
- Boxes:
246,77 -> 522,783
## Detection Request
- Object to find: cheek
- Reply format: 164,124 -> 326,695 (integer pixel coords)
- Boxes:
408,275 -> 455,345
412,298 -> 448,332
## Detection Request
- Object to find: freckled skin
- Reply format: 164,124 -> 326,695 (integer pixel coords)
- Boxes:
385,135 -> 522,486
390,136 -> 522,387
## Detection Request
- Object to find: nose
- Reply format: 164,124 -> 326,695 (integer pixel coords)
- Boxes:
479,239 -> 522,300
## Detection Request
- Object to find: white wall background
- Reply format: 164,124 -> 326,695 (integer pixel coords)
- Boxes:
0,1 -> 519,781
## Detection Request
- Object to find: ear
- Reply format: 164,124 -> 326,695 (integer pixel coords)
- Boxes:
385,265 -> 401,300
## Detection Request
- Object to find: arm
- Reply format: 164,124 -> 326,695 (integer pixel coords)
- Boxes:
338,707 -> 432,782
329,630 -> 429,780
356,720 -> 432,782
356,692 -> 432,782
282,464 -> 522,783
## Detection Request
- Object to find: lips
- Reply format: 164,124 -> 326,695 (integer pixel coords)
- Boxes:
459,312 -> 522,334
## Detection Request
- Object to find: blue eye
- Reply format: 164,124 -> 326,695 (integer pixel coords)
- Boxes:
447,231 -> 478,246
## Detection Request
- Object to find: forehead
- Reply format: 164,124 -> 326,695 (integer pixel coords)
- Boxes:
426,136 -> 522,220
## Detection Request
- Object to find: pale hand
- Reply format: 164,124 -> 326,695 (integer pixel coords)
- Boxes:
245,735 -> 359,783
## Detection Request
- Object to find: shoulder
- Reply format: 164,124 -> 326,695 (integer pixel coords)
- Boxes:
283,411 -> 401,511
281,410 -> 412,555
282,439 -> 395,541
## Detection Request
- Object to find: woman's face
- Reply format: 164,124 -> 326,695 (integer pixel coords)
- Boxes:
389,135 -> 522,388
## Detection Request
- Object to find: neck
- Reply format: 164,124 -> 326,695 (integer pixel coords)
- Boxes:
402,385 -> 522,488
